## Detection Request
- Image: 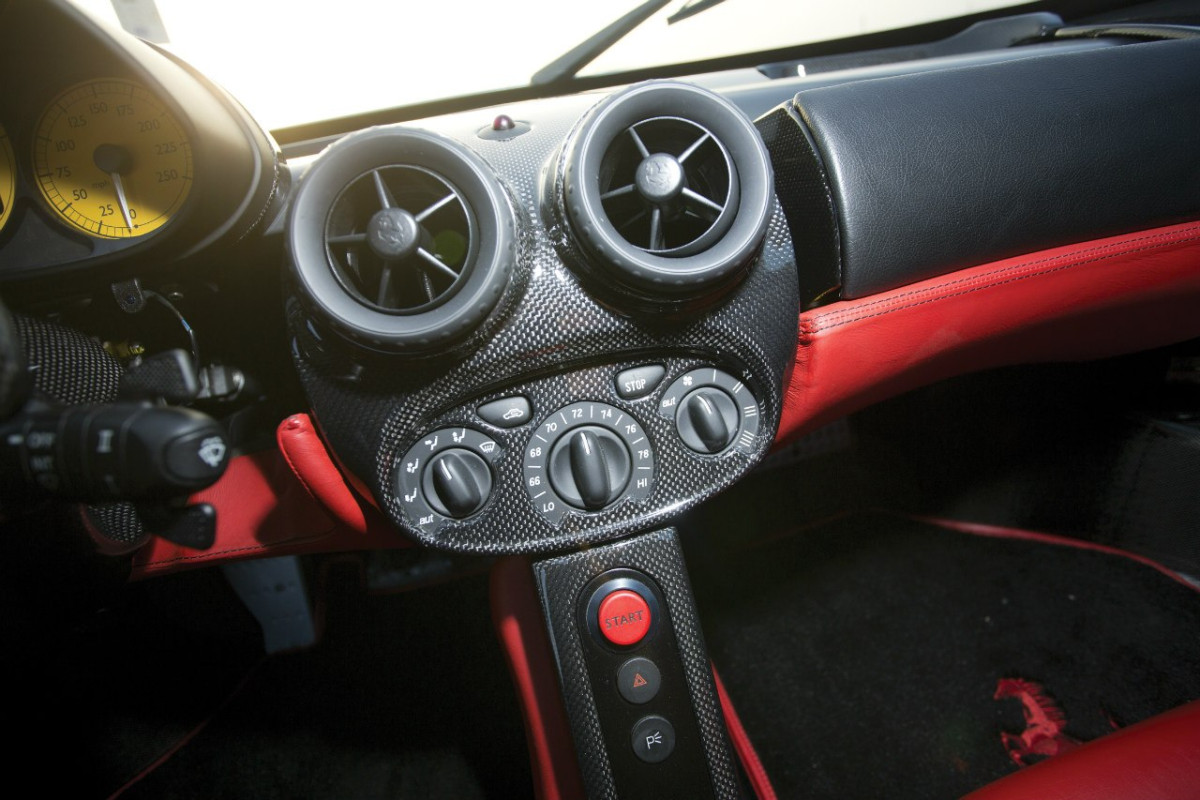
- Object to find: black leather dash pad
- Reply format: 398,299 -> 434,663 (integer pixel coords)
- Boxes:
788,37 -> 1200,299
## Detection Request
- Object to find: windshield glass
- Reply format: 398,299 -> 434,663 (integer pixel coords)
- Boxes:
69,0 -> 1019,131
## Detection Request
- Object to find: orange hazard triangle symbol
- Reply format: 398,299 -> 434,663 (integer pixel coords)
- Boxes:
632,673 -> 648,688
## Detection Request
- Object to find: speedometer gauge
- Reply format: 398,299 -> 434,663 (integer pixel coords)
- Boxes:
0,125 -> 15,233
32,79 -> 192,239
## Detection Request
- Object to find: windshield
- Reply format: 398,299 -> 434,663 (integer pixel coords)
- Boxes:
69,0 -> 1020,131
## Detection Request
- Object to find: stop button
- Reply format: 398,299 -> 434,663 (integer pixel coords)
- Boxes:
597,589 -> 652,646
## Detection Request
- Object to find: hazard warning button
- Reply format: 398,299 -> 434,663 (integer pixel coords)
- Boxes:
597,589 -> 652,646
617,656 -> 661,704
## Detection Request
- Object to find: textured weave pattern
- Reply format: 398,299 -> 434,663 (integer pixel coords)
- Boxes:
15,316 -> 142,545
534,529 -> 740,800
16,315 -> 122,405
757,103 -> 842,307
86,502 -> 148,545
291,91 -> 799,554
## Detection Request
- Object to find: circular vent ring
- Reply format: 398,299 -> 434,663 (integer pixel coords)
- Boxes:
562,81 -> 773,304
288,127 -> 515,353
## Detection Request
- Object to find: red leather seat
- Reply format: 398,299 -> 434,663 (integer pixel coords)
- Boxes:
964,700 -> 1200,800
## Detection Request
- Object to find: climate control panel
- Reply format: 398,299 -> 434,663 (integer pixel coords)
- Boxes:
394,427 -> 502,527
384,358 -> 775,552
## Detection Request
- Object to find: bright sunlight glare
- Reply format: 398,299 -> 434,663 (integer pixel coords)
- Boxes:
70,0 -> 1017,131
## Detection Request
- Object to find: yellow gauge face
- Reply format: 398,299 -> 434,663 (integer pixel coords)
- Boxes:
33,79 -> 192,239
0,125 -> 15,233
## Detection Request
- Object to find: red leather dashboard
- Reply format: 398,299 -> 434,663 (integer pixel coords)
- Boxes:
779,220 -> 1200,442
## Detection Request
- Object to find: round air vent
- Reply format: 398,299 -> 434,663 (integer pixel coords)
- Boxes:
560,81 -> 772,308
288,127 -> 514,353
326,166 -> 473,314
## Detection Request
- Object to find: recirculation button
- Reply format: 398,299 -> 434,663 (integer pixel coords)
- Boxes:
477,396 -> 531,428
597,589 -> 652,646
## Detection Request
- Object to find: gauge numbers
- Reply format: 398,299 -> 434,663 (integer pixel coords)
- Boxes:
0,125 -> 14,233
33,79 -> 192,239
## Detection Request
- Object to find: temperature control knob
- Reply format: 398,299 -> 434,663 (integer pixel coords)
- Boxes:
523,401 -> 655,526
549,426 -> 632,510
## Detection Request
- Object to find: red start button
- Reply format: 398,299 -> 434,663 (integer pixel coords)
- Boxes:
597,589 -> 652,646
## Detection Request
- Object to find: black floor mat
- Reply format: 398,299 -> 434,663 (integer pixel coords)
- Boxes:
685,512 -> 1200,799
16,565 -> 533,800
6,568 -> 266,799
117,569 -> 532,800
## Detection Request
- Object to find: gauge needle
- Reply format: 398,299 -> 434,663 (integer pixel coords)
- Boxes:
109,171 -> 135,231
94,144 -> 136,232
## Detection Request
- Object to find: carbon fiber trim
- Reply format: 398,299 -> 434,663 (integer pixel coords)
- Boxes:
533,528 -> 741,800
288,88 -> 799,554
85,501 -> 148,546
756,103 -> 842,308
16,315 -> 122,405
14,315 -> 144,546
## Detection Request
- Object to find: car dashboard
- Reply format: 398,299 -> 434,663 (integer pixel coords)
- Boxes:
2,1 -> 1199,798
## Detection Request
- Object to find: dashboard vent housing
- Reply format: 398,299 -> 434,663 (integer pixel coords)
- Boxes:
560,81 -> 772,309
288,128 -> 514,353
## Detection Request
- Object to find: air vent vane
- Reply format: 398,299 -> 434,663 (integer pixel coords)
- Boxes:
326,166 -> 473,314
598,117 -> 735,256
288,127 -> 514,354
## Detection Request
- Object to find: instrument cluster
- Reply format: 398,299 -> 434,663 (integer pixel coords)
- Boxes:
0,0 -> 280,284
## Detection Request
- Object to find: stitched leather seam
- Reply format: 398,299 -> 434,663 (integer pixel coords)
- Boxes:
808,226 -> 1200,332
277,431 -> 322,505
138,530 -> 334,568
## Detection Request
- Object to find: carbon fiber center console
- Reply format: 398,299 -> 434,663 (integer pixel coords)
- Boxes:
534,529 -> 742,800
285,80 -> 796,798
286,81 -> 798,555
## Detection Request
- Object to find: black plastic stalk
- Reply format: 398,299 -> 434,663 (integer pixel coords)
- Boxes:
0,403 -> 229,502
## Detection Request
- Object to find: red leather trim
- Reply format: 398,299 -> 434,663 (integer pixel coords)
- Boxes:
779,221 -> 1200,442
913,514 -> 1199,594
130,448 -> 402,580
277,413 -> 386,530
712,664 -> 778,800
489,556 -> 586,800
963,699 -> 1200,800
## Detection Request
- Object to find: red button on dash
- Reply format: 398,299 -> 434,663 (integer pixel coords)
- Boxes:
597,589 -> 651,646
